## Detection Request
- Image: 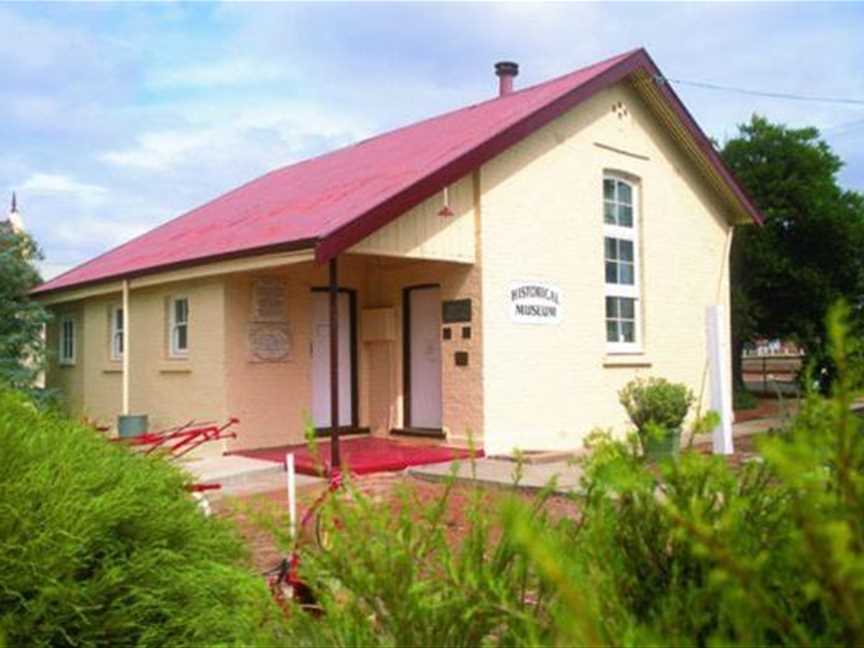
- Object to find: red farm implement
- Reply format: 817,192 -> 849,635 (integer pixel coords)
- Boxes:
111,417 -> 240,513
112,417 -> 239,459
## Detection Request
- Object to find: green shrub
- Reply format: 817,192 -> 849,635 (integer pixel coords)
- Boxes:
252,304 -> 864,646
0,388 -> 282,646
619,377 -> 694,432
265,472 -> 554,646
509,302 -> 864,645
618,377 -> 694,455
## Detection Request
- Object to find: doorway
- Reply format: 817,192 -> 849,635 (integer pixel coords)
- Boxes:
403,285 -> 443,431
311,289 -> 358,433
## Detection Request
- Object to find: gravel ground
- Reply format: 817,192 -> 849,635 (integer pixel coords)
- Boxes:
213,471 -> 581,574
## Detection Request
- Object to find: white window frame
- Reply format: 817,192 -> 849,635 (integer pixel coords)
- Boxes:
59,317 -> 76,365
603,174 -> 642,354
110,306 -> 124,361
168,297 -> 189,358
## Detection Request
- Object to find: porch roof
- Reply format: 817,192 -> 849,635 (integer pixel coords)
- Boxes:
34,48 -> 763,296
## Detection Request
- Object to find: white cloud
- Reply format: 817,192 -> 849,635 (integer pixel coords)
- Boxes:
37,261 -> 73,281
19,173 -> 109,206
98,101 -> 375,173
147,59 -> 288,89
100,129 -> 214,171
51,214 -> 149,249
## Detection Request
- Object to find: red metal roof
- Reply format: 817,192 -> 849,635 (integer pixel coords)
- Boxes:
35,48 -> 762,295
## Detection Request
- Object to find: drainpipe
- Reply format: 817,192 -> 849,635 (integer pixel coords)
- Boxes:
122,279 -> 130,415
329,257 -> 341,471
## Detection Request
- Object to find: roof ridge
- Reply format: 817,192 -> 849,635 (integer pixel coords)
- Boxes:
311,49 -> 644,236
316,48 -> 643,155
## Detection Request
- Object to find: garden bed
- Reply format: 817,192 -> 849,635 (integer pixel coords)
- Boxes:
214,472 -> 580,573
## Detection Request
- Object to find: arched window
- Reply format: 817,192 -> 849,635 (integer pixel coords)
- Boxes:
603,174 -> 641,352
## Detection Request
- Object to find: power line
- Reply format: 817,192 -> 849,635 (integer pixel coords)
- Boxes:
656,75 -> 864,107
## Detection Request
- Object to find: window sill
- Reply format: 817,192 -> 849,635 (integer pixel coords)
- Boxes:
102,365 -> 122,374
159,361 -> 191,374
603,354 -> 652,368
58,361 -> 77,368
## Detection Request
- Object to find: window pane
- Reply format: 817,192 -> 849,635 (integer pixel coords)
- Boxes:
619,239 -> 634,261
62,321 -> 75,360
620,297 -> 635,319
621,320 -> 635,342
603,201 -> 616,224
620,263 -> 634,285
176,325 -> 188,351
175,299 -> 188,324
619,205 -> 633,227
606,319 -> 618,342
605,261 -> 618,284
604,179 -> 615,201
604,237 -> 617,260
618,182 -> 632,205
605,296 -> 618,318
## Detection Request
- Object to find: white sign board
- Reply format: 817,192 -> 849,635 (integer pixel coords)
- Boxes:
509,282 -> 562,325
707,304 -> 734,455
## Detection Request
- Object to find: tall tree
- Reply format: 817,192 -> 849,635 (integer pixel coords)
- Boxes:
722,115 -> 864,387
0,222 -> 50,395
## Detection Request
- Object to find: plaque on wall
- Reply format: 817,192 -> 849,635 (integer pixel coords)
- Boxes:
442,298 -> 472,324
249,323 -> 293,363
252,278 -> 287,322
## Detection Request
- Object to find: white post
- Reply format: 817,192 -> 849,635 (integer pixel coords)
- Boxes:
285,453 -> 296,539
707,304 -> 734,454
122,279 -> 130,416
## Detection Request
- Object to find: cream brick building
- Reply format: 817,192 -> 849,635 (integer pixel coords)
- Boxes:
35,49 -> 761,457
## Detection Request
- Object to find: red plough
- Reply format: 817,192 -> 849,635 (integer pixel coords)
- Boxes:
113,417 -> 239,459
111,417 -> 240,509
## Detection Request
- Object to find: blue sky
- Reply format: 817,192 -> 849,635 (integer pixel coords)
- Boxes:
3,2 -> 863,279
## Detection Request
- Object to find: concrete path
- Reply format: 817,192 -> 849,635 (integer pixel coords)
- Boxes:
179,455 -> 323,497
409,458 -> 583,494
691,414 -> 789,448
410,415 -> 794,492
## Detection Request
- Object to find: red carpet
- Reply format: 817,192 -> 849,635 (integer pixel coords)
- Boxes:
231,436 -> 483,476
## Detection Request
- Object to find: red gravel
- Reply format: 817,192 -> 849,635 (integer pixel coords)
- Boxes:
214,473 -> 580,573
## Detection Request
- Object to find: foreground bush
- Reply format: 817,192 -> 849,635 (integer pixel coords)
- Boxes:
0,389 -> 282,646
263,305 -> 864,646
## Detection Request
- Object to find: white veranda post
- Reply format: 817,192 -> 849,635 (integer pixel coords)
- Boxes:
122,280 -> 130,416
707,304 -> 733,454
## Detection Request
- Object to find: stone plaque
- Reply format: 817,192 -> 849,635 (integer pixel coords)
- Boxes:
249,323 -> 292,363
252,278 -> 287,322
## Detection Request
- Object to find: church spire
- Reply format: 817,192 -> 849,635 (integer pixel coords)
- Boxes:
6,192 -> 24,233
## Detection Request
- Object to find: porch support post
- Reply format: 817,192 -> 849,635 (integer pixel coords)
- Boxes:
122,279 -> 130,416
328,257 -> 341,470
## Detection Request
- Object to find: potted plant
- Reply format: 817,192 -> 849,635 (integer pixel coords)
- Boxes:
618,377 -> 694,460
